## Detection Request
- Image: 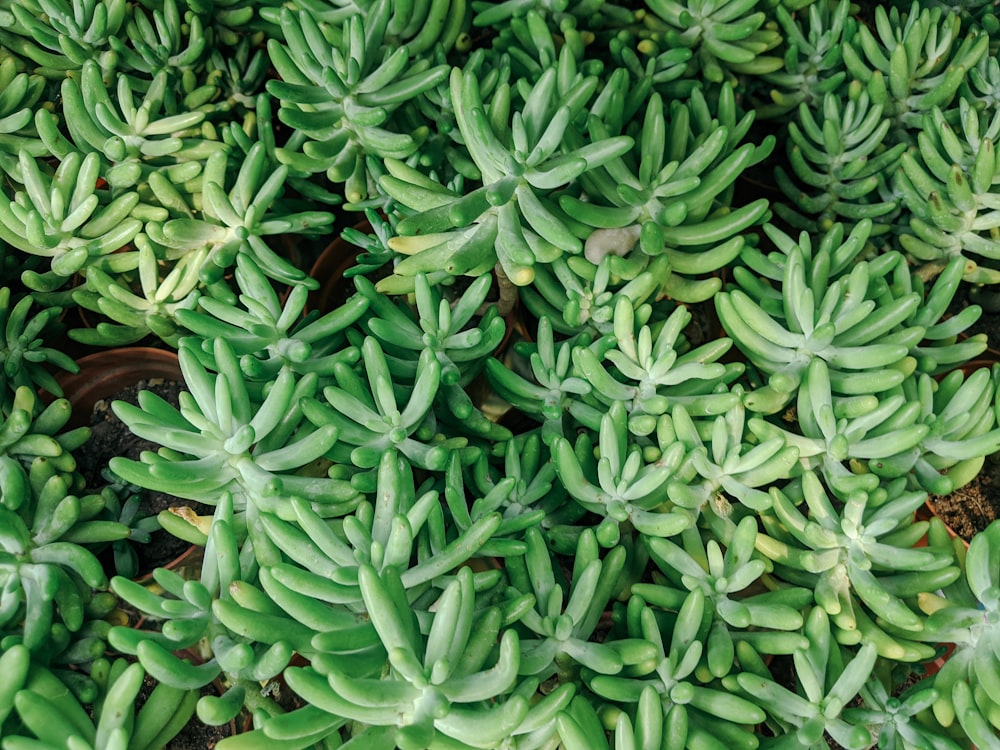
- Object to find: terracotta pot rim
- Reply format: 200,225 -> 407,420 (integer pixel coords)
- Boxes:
55,346 -> 183,430
132,542 -> 201,584
66,346 -> 181,370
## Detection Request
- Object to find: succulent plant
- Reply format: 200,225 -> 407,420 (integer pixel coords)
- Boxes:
843,672 -> 958,750
756,468 -> 954,651
107,336 -> 358,529
639,0 -> 783,84
0,0 -> 125,77
266,3 -> 451,203
664,397 -> 799,517
560,84 -> 774,302
175,253 -> 368,379
70,242 -> 205,347
574,298 -> 742,425
284,564 -> 527,750
961,45 -> 1000,109
355,273 -> 512,441
504,526 -> 629,678
0,58 -> 45,179
718,221 -> 922,414
5,0 -> 1000,748
0,151 -> 145,299
300,335 -> 471,472
895,101 -> 1000,282
485,316 -> 601,443
0,387 -> 123,662
735,606 -> 879,750
550,400 -> 691,545
587,590 -> 766,750
773,83 -> 905,236
884,364 -> 1000,495
108,492 -> 304,726
260,450 -> 504,605
755,0 -> 853,118
842,2 -> 989,138
0,289 -> 78,401
39,61 -> 225,190
108,0 -> 208,97
519,253 -> 669,336
144,144 -> 333,288
0,647 -> 198,750
380,64 -> 632,287
640,515 -> 812,679
916,519 -> 1000,745
357,272 -> 505,387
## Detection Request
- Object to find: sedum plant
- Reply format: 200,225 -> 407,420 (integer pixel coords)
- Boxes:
259,450 -> 505,608
175,253 -> 369,379
755,468 -> 952,652
70,242 -> 206,347
879,364 -> 1000,495
485,316 -> 602,443
571,297 -> 742,426
356,272 -> 506,389
895,101 -> 1000,283
285,564 -> 527,750
842,2 -> 989,139
108,492 -> 308,727
640,515 -> 812,679
550,398 -> 690,544
842,672 -> 959,750
39,61 -> 224,190
717,221 -> 918,413
7,0 -> 1000,747
519,253 -> 669,336
0,59 -> 45,180
380,64 -> 633,288
106,334 -> 359,562
0,0 -> 125,77
0,387 -> 121,675
0,151 -> 145,299
754,0 -> 853,118
0,289 -> 78,403
354,273 -> 512,441
734,606 -> 879,750
0,646 -> 198,750
300,335 -> 465,473
144,144 -> 334,288
266,3 -> 451,204
585,589 -> 767,750
663,398 -> 800,517
106,0 -> 208,99
916,519 -> 1000,745
560,83 -> 774,302
638,0 -> 783,84
772,84 -> 905,237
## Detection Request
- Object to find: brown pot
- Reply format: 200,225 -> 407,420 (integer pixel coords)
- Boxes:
55,347 -> 196,577
307,228 -> 365,315
55,347 -> 183,430
132,542 -> 202,584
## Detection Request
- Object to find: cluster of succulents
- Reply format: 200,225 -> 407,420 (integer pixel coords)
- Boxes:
756,0 -> 1000,287
5,0 -> 1000,748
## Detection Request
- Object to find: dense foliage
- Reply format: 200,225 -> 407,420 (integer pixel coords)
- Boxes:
3,0 -> 1000,748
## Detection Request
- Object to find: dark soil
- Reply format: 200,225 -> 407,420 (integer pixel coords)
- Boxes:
76,377 -> 214,576
166,718 -> 231,750
927,456 -> 1000,543
929,285 -> 1000,543
134,671 -> 236,750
